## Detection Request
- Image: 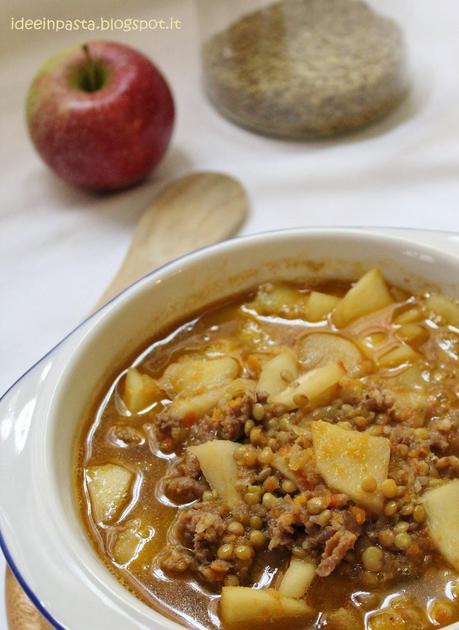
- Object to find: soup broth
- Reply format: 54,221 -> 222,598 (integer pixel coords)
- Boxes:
76,269 -> 459,629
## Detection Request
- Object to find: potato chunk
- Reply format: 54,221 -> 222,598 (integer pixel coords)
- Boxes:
257,349 -> 299,398
377,343 -> 419,368
425,294 -> 459,327
311,421 -> 390,512
298,333 -> 363,375
333,269 -> 393,328
394,307 -> 423,324
189,440 -> 241,508
112,518 -> 154,565
86,464 -> 134,523
123,367 -> 161,414
396,324 -> 428,347
306,292 -> 341,322
250,284 -> 308,318
279,559 -> 316,599
168,377 -> 255,423
167,387 -> 225,421
271,362 -> 346,410
423,480 -> 459,571
220,587 -> 313,625
161,356 -> 240,397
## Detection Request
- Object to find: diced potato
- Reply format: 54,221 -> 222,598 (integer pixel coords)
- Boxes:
161,356 -> 240,397
311,421 -> 390,512
374,368 -> 428,415
204,338 -> 241,357
396,324 -> 428,347
112,519 -> 154,565
333,269 -> 393,328
394,307 -> 422,325
167,387 -> 225,421
168,378 -> 256,422
225,378 -> 257,398
389,364 -> 425,388
329,607 -> 362,629
298,333 -> 363,375
378,343 -> 419,368
391,389 -> 427,411
189,440 -> 241,508
356,334 -> 419,369
367,609 -> 408,630
423,480 -> 459,571
86,464 -> 134,523
240,320 -> 275,350
257,349 -> 299,398
425,294 -> 459,327
250,284 -> 308,319
306,292 -> 341,322
271,362 -> 346,410
123,367 -> 161,414
279,559 -> 316,599
220,587 -> 313,625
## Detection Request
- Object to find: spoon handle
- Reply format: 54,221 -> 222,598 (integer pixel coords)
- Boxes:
96,172 -> 247,308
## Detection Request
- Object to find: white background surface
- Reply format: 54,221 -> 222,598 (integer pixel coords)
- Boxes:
2,0 -> 459,626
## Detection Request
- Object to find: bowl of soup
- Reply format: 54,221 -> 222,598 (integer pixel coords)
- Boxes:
1,228 -> 459,630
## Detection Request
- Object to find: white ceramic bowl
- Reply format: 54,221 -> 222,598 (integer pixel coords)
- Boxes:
1,228 -> 459,630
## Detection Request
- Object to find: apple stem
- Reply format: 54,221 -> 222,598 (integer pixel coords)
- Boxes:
82,44 -> 98,92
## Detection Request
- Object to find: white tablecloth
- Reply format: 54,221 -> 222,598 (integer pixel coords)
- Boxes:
2,0 -> 459,626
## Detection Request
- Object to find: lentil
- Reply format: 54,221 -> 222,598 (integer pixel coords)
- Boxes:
394,532 -> 412,550
249,515 -> 263,530
362,546 -> 384,572
361,476 -> 377,493
217,544 -> 234,560
249,530 -> 266,548
252,402 -> 265,421
381,479 -> 398,499
262,492 -> 278,509
384,501 -> 398,517
307,496 -> 327,514
227,521 -> 244,535
282,479 -> 297,494
235,545 -> 254,561
378,530 -> 394,548
258,447 -> 273,465
413,505 -> 426,524
244,491 -> 261,505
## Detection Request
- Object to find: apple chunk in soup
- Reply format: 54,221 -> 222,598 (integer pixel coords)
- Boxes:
77,269 -> 459,630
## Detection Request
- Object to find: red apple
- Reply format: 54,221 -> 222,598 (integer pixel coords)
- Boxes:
26,41 -> 174,191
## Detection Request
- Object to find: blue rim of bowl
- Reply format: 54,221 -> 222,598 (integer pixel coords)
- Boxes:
0,225 -> 457,628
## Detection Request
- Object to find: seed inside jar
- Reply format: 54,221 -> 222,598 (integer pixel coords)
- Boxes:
203,0 -> 408,138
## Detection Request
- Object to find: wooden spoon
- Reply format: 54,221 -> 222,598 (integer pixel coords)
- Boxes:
5,171 -> 248,629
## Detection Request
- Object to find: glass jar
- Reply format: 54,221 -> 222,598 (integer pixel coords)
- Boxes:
198,0 -> 411,139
